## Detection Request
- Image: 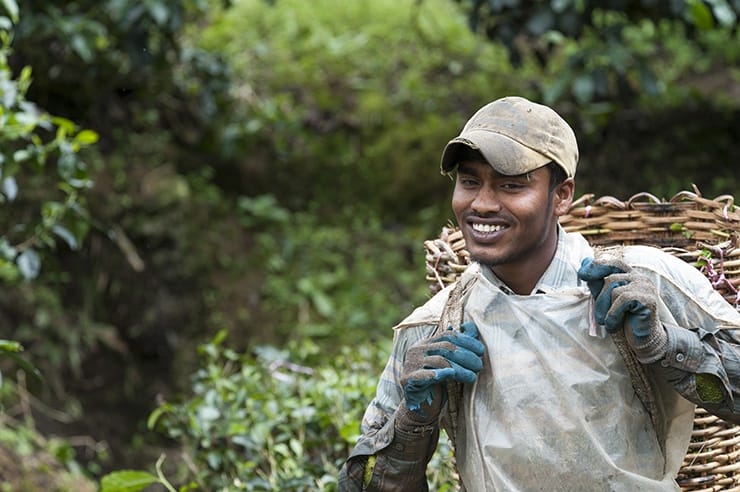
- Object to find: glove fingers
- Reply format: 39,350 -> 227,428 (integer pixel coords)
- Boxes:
593,277 -> 628,326
448,359 -> 478,384
403,368 -> 450,412
432,333 -> 485,357
577,257 -> 628,297
405,364 -> 456,387
428,345 -> 483,372
608,284 -> 655,338
603,294 -> 638,332
459,321 -> 479,338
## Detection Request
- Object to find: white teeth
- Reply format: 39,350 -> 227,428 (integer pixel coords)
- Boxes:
472,223 -> 503,233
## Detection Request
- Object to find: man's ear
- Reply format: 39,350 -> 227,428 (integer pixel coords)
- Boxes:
553,178 -> 575,216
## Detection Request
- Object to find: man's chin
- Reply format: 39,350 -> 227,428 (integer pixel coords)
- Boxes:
469,251 -> 501,267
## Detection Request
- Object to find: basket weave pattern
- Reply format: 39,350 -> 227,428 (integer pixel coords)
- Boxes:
424,190 -> 740,491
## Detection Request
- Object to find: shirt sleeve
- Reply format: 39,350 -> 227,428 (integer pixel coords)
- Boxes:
630,247 -> 740,420
338,323 -> 440,491
656,322 -> 740,422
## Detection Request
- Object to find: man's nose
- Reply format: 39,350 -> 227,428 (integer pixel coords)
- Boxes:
471,187 -> 502,214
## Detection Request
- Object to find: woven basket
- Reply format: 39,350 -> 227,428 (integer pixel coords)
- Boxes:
424,189 -> 740,491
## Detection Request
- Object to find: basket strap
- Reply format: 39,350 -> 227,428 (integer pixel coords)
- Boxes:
592,245 -> 665,449
434,274 -> 476,491
609,330 -> 665,449
437,280 -> 465,439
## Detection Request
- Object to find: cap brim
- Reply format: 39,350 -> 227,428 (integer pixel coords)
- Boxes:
440,130 -> 551,176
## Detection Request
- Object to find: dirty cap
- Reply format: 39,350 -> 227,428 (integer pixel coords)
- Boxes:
440,96 -> 578,177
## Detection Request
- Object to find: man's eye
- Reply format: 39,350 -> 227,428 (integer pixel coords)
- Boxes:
459,177 -> 478,186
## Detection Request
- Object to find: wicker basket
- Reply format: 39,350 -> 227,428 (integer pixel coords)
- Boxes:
424,189 -> 740,491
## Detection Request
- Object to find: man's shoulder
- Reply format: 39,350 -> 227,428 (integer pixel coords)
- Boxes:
393,283 -> 454,330
394,264 -> 481,330
622,244 -> 698,276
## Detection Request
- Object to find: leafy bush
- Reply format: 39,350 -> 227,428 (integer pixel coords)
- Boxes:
195,0 -> 529,221
0,0 -> 97,397
102,332 -> 457,491
0,379 -> 98,491
453,0 -> 739,104
0,10 -> 97,284
241,198 -> 433,344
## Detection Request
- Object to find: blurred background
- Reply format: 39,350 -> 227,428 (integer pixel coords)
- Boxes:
0,0 -> 737,490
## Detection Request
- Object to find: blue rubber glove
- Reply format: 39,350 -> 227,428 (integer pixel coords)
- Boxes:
398,321 -> 485,427
578,255 -> 668,364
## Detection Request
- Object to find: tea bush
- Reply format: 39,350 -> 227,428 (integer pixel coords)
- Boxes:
102,332 -> 457,491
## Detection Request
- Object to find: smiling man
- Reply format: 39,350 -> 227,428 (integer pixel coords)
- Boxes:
338,96 -> 740,491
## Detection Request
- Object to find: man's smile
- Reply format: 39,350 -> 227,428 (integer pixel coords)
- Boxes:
471,223 -> 507,234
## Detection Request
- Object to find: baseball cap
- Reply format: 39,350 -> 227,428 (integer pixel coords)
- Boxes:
440,96 -> 579,177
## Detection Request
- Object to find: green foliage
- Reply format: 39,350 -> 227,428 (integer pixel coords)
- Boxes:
196,0 -> 528,220
99,455 -> 176,492
0,339 -> 40,396
0,382 -> 97,491
245,201 -> 432,343
110,332 -> 457,491
0,1 -> 95,412
100,471 -> 161,492
453,0 -> 739,104
141,333 -> 382,490
0,26 -> 97,282
12,0 -> 222,125
1,0 -> 234,442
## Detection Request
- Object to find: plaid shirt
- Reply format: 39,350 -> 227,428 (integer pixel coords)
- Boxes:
338,228 -> 740,491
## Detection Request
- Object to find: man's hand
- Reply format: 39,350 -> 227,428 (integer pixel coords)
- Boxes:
578,256 -> 668,364
397,321 -> 485,429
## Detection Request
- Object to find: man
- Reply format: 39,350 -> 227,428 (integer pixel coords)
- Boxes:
338,96 -> 740,491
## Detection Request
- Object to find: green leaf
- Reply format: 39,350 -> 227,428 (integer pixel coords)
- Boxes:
16,248 -> 40,280
0,237 -> 16,260
57,152 -> 79,179
73,129 -> 99,146
70,34 -> 94,62
688,0 -> 714,29
197,405 -> 221,422
147,0 -> 170,26
51,224 -> 79,250
311,291 -> 334,317
1,176 -> 17,201
5,352 -> 42,382
100,470 -> 160,492
0,339 -> 22,353
13,149 -> 30,163
0,0 -> 18,23
51,116 -> 76,134
147,404 -> 171,430
710,1 -> 737,26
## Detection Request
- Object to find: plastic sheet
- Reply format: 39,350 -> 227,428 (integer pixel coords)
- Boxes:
454,265 -> 695,491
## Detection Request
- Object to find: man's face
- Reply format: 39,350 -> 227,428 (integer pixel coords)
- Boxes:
452,159 -> 572,285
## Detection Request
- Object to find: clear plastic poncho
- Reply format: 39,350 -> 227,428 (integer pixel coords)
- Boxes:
452,254 -> 696,491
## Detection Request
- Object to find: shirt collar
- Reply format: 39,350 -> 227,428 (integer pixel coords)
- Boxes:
479,225 -> 589,295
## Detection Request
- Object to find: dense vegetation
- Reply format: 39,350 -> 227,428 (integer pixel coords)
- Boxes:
0,0 -> 737,490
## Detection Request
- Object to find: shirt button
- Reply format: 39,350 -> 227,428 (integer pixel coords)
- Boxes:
675,353 -> 686,363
